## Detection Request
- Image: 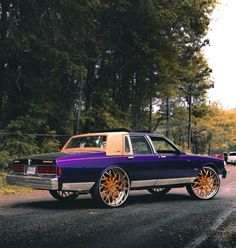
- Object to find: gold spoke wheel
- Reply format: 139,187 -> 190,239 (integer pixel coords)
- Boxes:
98,167 -> 130,207
187,167 -> 220,200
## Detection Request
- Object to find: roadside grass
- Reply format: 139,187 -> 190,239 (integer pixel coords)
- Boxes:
0,172 -> 34,196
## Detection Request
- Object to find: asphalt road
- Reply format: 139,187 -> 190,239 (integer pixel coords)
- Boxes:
1,165 -> 236,248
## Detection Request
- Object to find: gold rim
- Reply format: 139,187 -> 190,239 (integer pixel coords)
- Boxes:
192,167 -> 220,199
99,168 -> 130,207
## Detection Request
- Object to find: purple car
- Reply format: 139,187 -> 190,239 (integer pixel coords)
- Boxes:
7,130 -> 227,207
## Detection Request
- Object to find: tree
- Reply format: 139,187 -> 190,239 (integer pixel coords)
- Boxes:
0,0 -> 219,166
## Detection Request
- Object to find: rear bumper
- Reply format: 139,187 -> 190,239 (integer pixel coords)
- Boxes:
6,174 -> 95,192
6,174 -> 59,190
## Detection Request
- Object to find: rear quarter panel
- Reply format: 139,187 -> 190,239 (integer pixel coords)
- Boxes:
56,154 -> 129,183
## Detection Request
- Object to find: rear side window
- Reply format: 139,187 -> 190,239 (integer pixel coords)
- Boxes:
124,136 -> 130,153
65,136 -> 107,148
130,136 -> 152,155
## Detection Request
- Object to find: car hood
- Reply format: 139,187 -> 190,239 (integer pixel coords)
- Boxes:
185,153 -> 224,163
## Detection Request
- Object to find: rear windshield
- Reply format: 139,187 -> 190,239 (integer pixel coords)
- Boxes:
229,152 -> 236,156
65,136 -> 107,149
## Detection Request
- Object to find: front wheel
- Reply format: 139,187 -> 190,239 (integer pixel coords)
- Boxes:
148,186 -> 171,195
49,190 -> 79,201
92,167 -> 130,207
186,167 -> 220,200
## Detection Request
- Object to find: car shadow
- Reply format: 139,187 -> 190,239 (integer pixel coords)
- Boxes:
12,197 -> 97,210
127,192 -> 193,205
11,191 -> 193,210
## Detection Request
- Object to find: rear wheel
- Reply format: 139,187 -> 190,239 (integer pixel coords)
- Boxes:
49,190 -> 79,201
92,167 -> 130,207
148,186 -> 171,195
186,167 -> 220,200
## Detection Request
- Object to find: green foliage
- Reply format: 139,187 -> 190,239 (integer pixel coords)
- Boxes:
40,138 -> 61,154
0,116 -> 61,170
0,0 -> 219,161
157,102 -> 236,155
0,150 -> 11,171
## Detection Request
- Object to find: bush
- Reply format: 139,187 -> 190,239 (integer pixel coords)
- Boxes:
0,116 -> 63,171
0,150 -> 12,171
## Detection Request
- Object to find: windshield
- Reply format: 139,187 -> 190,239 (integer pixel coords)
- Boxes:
65,135 -> 107,149
229,152 -> 236,156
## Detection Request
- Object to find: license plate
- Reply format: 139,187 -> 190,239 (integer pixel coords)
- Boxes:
27,166 -> 36,175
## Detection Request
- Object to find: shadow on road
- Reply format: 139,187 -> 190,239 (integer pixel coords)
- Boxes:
12,197 -> 97,210
10,191 -> 193,210
127,192 -> 192,205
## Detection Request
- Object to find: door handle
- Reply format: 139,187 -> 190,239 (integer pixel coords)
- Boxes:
160,156 -> 166,158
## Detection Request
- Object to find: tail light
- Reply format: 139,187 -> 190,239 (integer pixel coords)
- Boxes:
12,164 -> 24,173
38,166 -> 56,174
57,166 -> 61,176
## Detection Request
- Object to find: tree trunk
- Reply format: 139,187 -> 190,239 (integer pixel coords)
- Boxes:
76,76 -> 84,134
0,0 -> 10,126
148,96 -> 152,131
166,97 -> 170,138
187,96 -> 192,151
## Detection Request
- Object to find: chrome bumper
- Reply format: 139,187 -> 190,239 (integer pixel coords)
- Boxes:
6,174 -> 59,190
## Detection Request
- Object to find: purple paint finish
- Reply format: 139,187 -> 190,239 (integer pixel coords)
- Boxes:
54,150 -> 225,184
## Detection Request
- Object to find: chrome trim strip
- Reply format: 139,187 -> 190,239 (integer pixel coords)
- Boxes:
131,180 -> 157,187
146,135 -> 157,154
156,177 -> 195,186
6,174 -> 58,190
62,182 -> 95,191
131,177 -> 195,188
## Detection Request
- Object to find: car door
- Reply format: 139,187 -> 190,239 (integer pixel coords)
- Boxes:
148,136 -> 195,183
125,135 -> 160,187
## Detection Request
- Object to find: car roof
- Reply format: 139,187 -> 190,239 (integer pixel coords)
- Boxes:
88,130 -> 164,137
72,129 -> 165,138
128,131 -> 164,137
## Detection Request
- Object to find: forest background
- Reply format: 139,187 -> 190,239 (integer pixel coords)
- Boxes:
1,0 -> 236,171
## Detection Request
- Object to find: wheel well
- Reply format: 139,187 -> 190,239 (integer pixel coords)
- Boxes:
203,164 -> 218,173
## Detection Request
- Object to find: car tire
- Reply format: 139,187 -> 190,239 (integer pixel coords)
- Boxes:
49,190 -> 79,201
148,186 -> 171,195
186,166 -> 220,200
91,167 -> 130,207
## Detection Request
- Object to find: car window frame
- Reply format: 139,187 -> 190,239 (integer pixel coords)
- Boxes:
129,134 -> 155,155
147,135 -> 183,156
123,134 -> 133,156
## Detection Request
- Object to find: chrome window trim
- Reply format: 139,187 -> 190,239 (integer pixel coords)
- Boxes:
129,134 -> 154,155
145,135 -> 157,154
123,134 -> 134,156
147,135 -> 183,155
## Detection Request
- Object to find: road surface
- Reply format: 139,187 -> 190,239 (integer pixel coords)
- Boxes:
0,165 -> 236,248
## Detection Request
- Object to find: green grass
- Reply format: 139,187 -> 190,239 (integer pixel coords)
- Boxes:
0,172 -> 34,196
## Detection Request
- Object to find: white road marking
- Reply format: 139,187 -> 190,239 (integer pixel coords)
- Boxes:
184,207 -> 235,248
